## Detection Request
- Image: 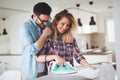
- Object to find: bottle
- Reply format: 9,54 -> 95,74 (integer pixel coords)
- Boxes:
86,41 -> 89,49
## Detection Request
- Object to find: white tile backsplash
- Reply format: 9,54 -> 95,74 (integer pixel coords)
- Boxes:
73,33 -> 91,52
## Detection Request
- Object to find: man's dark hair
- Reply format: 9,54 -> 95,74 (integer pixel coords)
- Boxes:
33,2 -> 52,15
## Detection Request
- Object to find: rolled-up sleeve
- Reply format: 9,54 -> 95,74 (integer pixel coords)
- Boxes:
73,39 -> 85,63
20,24 -> 40,56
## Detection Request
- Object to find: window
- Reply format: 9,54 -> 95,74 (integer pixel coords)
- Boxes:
106,18 -> 115,42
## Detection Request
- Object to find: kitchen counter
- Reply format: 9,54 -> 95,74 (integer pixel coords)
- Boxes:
0,54 -> 21,56
81,51 -> 112,55
77,51 -> 113,64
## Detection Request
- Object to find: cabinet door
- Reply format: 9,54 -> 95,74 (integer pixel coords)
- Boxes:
81,12 -> 97,34
82,25 -> 97,34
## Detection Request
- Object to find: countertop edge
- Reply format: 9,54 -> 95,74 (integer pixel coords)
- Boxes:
0,54 -> 21,56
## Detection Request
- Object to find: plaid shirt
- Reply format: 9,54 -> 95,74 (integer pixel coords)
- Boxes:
40,34 -> 85,66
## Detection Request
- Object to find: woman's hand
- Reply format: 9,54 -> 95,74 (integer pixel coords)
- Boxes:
89,66 -> 96,70
54,55 -> 66,66
80,59 -> 96,70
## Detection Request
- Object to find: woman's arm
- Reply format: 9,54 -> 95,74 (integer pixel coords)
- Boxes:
73,39 -> 96,70
80,59 -> 96,70
36,54 -> 66,66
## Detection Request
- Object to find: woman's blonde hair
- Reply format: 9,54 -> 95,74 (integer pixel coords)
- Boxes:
51,9 -> 77,41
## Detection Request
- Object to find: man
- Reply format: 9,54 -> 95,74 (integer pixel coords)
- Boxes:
20,2 -> 73,80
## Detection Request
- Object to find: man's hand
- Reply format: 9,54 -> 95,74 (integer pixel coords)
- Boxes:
63,33 -> 74,43
42,27 -> 52,37
37,27 -> 52,49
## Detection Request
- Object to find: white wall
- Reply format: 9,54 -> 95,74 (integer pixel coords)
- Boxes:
97,11 -> 113,33
8,13 -> 30,54
0,18 -> 10,54
112,0 -> 120,79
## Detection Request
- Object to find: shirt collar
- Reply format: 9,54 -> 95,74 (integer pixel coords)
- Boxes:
29,16 -> 39,28
57,33 -> 63,40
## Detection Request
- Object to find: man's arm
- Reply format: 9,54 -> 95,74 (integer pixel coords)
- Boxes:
36,27 -> 52,49
20,24 -> 52,55
63,32 -> 74,43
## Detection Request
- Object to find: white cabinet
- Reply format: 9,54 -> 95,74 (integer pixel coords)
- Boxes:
69,9 -> 97,34
81,25 -> 97,34
77,11 -> 98,34
0,55 -> 21,71
77,25 -> 97,34
74,53 -> 112,66
83,53 -> 112,64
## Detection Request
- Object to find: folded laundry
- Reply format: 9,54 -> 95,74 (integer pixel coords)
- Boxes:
51,61 -> 77,74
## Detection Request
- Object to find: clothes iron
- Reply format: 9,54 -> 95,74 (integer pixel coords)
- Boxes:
50,61 -> 77,74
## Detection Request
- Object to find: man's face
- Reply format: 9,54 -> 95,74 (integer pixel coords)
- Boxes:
37,14 -> 51,28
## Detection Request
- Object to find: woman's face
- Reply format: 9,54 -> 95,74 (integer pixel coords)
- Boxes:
56,17 -> 70,34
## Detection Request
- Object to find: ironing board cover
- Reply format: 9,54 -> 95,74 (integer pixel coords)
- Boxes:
51,62 -> 77,74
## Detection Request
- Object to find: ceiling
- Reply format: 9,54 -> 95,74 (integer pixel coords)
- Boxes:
0,0 -> 112,18
41,0 -> 112,12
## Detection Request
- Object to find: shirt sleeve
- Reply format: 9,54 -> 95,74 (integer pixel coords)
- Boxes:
73,39 -> 85,63
39,37 -> 51,55
20,24 -> 40,56
46,21 -> 52,28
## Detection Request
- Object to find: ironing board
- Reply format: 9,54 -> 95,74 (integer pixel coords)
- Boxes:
38,74 -> 93,80
38,63 -> 115,80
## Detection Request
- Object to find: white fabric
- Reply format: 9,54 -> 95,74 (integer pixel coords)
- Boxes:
74,68 -> 100,79
38,63 -> 115,80
95,63 -> 115,80
74,63 -> 115,80
49,61 -> 115,80
0,70 -> 21,80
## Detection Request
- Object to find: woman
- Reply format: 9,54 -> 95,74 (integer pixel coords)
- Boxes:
36,10 -> 96,73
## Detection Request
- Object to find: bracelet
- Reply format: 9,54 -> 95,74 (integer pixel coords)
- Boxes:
45,55 -> 47,62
